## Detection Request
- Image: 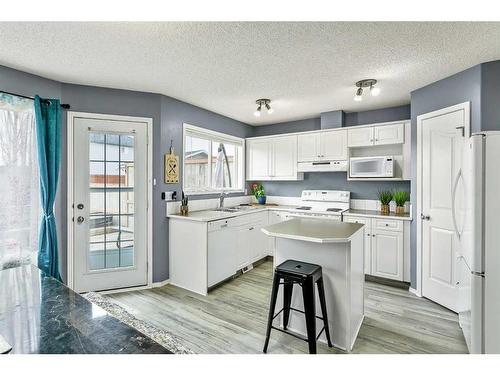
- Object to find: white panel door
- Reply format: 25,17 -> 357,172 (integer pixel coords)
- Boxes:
297,133 -> 320,162
72,115 -> 149,292
421,108 -> 466,312
247,139 -> 270,180
347,127 -> 374,147
272,135 -> 297,179
372,230 -> 403,280
321,129 -> 347,160
374,123 -> 404,145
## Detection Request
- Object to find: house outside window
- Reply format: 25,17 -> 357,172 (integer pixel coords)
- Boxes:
183,124 -> 244,194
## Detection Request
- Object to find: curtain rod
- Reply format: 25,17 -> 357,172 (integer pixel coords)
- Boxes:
0,90 -> 70,109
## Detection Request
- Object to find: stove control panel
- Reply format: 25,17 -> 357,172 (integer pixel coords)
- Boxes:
300,190 -> 350,203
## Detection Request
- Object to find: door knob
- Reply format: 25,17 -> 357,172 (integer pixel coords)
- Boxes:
77,216 -> 85,224
421,213 -> 430,220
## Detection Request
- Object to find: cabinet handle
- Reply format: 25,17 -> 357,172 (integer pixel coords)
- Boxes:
366,233 -> 371,237
249,227 -> 254,231
372,234 -> 376,237
375,138 -> 379,142
221,224 -> 228,228
385,223 -> 389,226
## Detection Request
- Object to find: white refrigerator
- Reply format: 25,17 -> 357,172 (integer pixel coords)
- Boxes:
457,131 -> 500,354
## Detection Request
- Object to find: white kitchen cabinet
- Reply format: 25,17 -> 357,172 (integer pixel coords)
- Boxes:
347,122 -> 404,147
371,229 -> 404,281
246,138 -> 271,180
321,129 -> 347,160
297,133 -> 319,162
373,123 -> 404,145
297,129 -> 347,162
342,215 -> 410,282
347,127 -> 374,147
246,135 -> 303,181
208,221 -> 238,287
272,135 -> 298,179
236,226 -> 252,269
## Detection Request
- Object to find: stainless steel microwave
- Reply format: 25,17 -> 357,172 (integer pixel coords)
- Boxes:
349,156 -> 394,178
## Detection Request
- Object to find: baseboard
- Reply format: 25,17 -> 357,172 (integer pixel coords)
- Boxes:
152,279 -> 170,288
409,287 -> 422,297
365,274 -> 410,290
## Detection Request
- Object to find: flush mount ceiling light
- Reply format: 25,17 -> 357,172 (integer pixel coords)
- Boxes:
354,79 -> 380,101
254,98 -> 273,117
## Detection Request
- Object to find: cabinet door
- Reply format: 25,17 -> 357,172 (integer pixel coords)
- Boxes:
374,123 -> 404,145
249,224 -> 267,262
272,135 -> 298,179
344,216 -> 372,275
247,139 -> 271,180
236,227 -> 251,269
207,228 -> 237,287
371,229 -> 403,280
297,133 -> 320,162
321,129 -> 347,160
347,127 -> 374,147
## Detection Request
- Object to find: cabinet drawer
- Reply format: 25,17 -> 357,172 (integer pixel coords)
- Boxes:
373,218 -> 403,232
344,216 -> 371,227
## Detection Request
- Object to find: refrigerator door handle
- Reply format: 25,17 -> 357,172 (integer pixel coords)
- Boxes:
452,168 -> 463,239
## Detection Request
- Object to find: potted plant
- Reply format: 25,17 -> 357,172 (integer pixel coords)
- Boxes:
378,190 -> 393,215
251,183 -> 266,205
393,191 -> 410,215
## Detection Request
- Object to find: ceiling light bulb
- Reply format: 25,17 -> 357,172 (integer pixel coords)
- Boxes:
370,85 -> 381,96
354,87 -> 363,101
265,103 -> 274,114
254,105 -> 262,117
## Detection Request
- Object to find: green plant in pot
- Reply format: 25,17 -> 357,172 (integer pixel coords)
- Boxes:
393,191 -> 410,215
251,183 -> 266,205
378,190 -> 393,215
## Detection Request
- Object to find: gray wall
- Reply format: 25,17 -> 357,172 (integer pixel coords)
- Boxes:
255,173 -> 410,200
320,110 -> 345,129
481,60 -> 500,131
252,118 -> 320,137
410,64 -> 482,288
344,104 -> 411,126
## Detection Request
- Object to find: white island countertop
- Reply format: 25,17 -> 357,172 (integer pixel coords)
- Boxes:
262,218 -> 364,244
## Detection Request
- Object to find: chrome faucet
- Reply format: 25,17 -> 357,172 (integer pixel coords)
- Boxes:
219,191 -> 228,208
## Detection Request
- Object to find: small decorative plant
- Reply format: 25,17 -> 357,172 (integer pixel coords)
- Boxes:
393,191 -> 410,215
251,183 -> 266,205
378,190 -> 393,215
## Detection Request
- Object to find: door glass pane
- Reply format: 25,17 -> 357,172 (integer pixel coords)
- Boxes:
88,132 -> 135,270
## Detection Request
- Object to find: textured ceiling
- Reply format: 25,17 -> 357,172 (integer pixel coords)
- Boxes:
1,22 -> 500,125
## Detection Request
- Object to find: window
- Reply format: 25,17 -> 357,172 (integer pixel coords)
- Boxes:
0,94 -> 40,268
183,124 -> 244,194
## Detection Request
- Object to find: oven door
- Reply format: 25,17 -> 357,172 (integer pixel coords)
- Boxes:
349,157 -> 386,178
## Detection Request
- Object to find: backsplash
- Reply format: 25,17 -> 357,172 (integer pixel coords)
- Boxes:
250,173 -> 411,200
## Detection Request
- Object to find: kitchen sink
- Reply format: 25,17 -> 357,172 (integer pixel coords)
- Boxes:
212,207 -> 242,212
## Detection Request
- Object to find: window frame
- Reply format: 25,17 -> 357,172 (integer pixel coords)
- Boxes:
182,123 -> 245,195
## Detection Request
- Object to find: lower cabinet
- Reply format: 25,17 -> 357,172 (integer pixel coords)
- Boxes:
343,215 -> 409,282
371,229 -> 403,280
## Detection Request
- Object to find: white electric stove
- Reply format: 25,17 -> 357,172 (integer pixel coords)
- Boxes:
285,190 -> 350,221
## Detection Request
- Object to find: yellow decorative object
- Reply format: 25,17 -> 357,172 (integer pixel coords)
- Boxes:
165,149 -> 179,184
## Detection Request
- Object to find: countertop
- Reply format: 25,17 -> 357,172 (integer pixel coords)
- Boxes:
167,205 -> 315,222
343,209 -> 412,221
262,218 -> 364,244
0,265 -> 170,354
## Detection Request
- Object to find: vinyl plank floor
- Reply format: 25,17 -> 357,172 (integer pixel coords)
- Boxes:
107,260 -> 468,354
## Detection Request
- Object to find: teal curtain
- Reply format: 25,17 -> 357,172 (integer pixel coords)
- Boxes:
34,95 -> 62,281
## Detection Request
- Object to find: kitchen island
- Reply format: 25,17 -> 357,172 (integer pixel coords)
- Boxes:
262,218 -> 365,351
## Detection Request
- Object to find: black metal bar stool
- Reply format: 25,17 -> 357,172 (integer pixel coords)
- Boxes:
263,259 -> 333,354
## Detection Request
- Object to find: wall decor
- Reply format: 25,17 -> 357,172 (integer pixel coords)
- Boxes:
165,140 -> 179,184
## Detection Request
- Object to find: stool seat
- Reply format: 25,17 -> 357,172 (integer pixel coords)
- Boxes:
276,260 -> 321,277
263,259 -> 333,354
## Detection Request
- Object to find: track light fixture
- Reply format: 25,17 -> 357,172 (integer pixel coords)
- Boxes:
254,99 -> 273,117
354,79 -> 380,101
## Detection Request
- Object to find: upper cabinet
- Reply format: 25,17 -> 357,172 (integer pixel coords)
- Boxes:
298,129 -> 347,162
246,135 -> 303,181
347,122 -> 404,147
